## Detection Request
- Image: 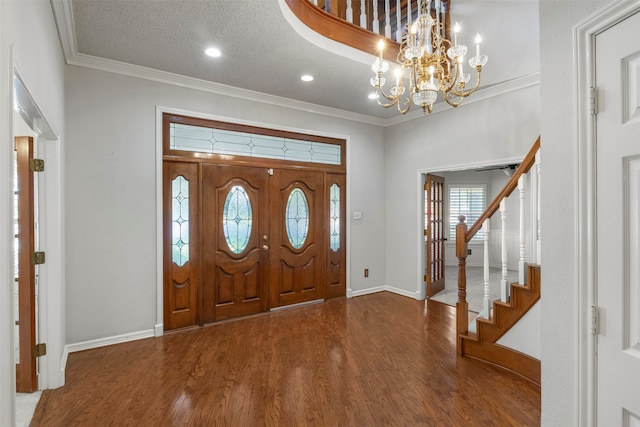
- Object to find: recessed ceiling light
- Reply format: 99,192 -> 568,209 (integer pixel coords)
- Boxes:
368,93 -> 378,100
300,75 -> 314,82
205,47 -> 221,58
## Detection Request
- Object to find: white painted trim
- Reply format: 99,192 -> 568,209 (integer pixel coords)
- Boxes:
385,73 -> 541,127
59,346 -> 68,387
575,1 -> 640,426
350,286 -> 421,300
68,53 -> 382,126
52,0 -> 539,128
155,107 -> 164,338
1,43 -> 17,427
351,286 -> 386,297
13,56 -> 65,391
65,329 -> 156,354
50,0 -> 78,62
416,171 -> 425,300
154,323 -> 163,338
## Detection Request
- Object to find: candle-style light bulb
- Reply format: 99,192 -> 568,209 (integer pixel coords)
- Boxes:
378,39 -> 385,61
475,34 -> 482,57
453,22 -> 460,46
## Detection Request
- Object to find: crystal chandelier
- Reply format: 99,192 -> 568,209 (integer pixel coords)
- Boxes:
370,0 -> 488,114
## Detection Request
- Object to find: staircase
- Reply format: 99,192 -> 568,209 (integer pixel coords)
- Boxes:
459,264 -> 540,384
455,137 -> 541,385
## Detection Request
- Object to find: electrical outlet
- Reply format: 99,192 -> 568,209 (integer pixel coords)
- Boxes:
467,249 -> 472,255
364,268 -> 369,278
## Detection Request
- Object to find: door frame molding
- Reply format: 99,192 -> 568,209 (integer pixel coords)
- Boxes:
575,2 -> 640,425
155,106 -> 352,335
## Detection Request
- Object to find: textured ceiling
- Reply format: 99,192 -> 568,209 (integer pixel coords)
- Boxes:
68,0 -> 540,120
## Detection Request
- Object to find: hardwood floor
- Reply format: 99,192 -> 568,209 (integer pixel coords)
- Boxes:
31,293 -> 540,426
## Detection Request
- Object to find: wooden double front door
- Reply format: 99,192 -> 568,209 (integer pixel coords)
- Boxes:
164,162 -> 345,330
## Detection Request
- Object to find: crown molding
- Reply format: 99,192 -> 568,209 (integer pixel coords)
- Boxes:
384,72 -> 541,127
66,52 -> 385,125
51,0 -> 540,128
50,0 -> 78,61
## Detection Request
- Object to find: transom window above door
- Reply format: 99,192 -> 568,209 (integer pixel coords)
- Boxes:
166,114 -> 345,168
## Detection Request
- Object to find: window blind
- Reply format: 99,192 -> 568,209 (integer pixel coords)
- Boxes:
449,186 -> 485,241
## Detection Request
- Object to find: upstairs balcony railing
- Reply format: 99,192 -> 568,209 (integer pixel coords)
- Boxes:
285,0 -> 450,61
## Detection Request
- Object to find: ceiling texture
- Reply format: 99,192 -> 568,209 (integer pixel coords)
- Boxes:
53,0 -> 540,124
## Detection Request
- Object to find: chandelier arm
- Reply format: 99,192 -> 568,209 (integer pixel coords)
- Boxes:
447,66 -> 483,98
375,92 -> 401,108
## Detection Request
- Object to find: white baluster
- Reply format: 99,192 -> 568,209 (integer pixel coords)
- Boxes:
536,151 -> 542,264
435,0 -> 441,36
500,198 -> 509,302
360,0 -> 367,29
372,0 -> 380,34
482,219 -> 491,318
346,0 -> 353,23
311,0 -> 318,6
396,0 -> 402,42
384,0 -> 391,38
518,175 -> 528,285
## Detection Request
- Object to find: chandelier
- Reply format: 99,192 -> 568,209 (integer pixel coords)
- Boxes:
370,0 -> 488,114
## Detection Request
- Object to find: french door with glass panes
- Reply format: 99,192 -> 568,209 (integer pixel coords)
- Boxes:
163,113 -> 346,330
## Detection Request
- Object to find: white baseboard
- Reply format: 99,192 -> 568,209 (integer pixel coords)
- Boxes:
65,329 -> 155,354
385,285 -> 422,300
154,323 -> 163,337
59,347 -> 68,387
351,285 -> 422,300
351,286 -> 386,297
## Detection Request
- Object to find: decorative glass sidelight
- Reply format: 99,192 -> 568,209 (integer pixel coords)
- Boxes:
285,188 -> 309,249
223,185 -> 253,254
172,176 -> 190,266
329,184 -> 340,251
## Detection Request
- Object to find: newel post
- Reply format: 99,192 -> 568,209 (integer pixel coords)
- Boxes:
456,215 -> 468,355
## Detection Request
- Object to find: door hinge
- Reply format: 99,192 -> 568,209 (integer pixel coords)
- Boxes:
32,251 -> 46,265
591,305 -> 600,335
589,86 -> 599,116
32,343 -> 46,358
424,274 -> 427,282
30,158 -> 45,172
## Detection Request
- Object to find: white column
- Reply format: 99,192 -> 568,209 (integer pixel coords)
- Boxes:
346,0 -> 353,23
360,0 -> 367,29
536,151 -> 542,264
372,0 -> 380,34
500,198 -> 510,302
518,175 -> 528,285
384,0 -> 391,38
396,0 -> 402,42
482,219 -> 491,318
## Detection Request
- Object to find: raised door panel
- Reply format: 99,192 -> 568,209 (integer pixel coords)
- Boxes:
202,164 -> 269,322
270,169 -> 325,307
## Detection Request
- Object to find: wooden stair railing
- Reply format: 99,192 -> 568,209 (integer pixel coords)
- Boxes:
285,0 -> 411,61
455,136 -> 541,384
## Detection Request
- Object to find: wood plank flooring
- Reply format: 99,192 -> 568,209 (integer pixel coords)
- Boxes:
31,292 -> 540,426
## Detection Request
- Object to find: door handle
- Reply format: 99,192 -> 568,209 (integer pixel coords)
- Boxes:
263,245 -> 269,250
